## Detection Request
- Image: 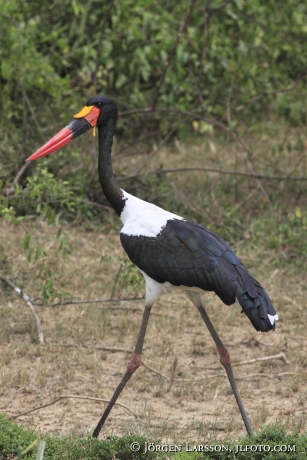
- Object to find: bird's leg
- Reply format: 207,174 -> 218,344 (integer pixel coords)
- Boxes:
185,291 -> 253,436
92,303 -> 152,438
196,303 -> 253,435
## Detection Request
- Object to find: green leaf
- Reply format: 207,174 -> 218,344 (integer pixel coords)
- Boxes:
23,233 -> 31,251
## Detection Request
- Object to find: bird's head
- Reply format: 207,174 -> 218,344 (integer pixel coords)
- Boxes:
27,96 -> 118,161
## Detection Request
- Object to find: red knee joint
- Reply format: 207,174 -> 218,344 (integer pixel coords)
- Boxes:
219,346 -> 231,366
127,353 -> 142,374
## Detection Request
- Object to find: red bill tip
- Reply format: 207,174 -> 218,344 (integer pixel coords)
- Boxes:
27,126 -> 74,161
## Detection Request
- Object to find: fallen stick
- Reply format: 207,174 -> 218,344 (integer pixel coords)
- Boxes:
11,394 -> 138,419
60,343 -> 134,354
0,274 -> 43,344
35,296 -> 144,307
140,361 -> 168,380
232,352 -> 290,366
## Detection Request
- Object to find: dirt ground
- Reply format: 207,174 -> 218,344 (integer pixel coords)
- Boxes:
1,218 -> 307,445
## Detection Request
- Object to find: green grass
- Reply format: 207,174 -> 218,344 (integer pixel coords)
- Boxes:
1,415 -> 307,459
0,414 -> 154,460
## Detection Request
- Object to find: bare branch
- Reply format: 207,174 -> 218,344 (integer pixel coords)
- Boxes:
77,198 -> 112,212
235,74 -> 307,112
13,163 -> 31,186
0,274 -> 43,344
119,106 -> 230,133
11,394 -> 138,419
118,166 -> 307,183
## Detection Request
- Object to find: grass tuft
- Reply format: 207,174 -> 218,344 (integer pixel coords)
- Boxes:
1,416 -> 307,459
0,414 -> 155,460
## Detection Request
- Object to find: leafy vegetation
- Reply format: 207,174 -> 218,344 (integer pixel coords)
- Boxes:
1,415 -> 307,459
2,0 -> 307,124
1,0 -> 307,224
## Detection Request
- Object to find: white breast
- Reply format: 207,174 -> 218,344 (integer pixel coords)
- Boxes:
120,190 -> 184,237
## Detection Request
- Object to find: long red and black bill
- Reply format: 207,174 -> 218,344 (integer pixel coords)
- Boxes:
27,105 -> 100,161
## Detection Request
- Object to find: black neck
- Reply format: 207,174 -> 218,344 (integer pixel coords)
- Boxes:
97,117 -> 125,216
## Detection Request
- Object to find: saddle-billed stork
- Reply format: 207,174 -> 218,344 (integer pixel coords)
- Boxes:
28,96 -> 278,438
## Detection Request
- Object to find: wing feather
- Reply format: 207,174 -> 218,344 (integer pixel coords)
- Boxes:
120,218 -> 277,331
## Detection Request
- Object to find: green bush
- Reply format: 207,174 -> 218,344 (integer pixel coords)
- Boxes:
1,0 -> 307,223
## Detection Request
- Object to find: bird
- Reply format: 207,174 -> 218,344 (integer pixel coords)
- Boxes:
27,95 -> 278,438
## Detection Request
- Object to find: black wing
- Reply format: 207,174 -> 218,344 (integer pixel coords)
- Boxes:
120,219 -> 277,332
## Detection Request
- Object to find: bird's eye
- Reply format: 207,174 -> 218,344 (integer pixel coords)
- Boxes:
96,102 -> 103,107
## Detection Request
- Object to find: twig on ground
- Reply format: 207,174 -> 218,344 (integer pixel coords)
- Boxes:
289,335 -> 307,341
11,394 -> 138,419
197,352 -> 290,372
0,274 -> 43,344
34,296 -> 144,307
173,368 -> 298,383
177,371 -> 275,382
233,352 -> 290,366
34,296 -> 165,316
295,408 -> 307,414
239,337 -> 275,348
60,343 -> 134,354
237,371 -> 304,380
236,373 -> 281,381
141,361 -> 168,380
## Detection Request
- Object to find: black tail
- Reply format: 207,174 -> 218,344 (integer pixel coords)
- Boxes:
235,266 -> 278,332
